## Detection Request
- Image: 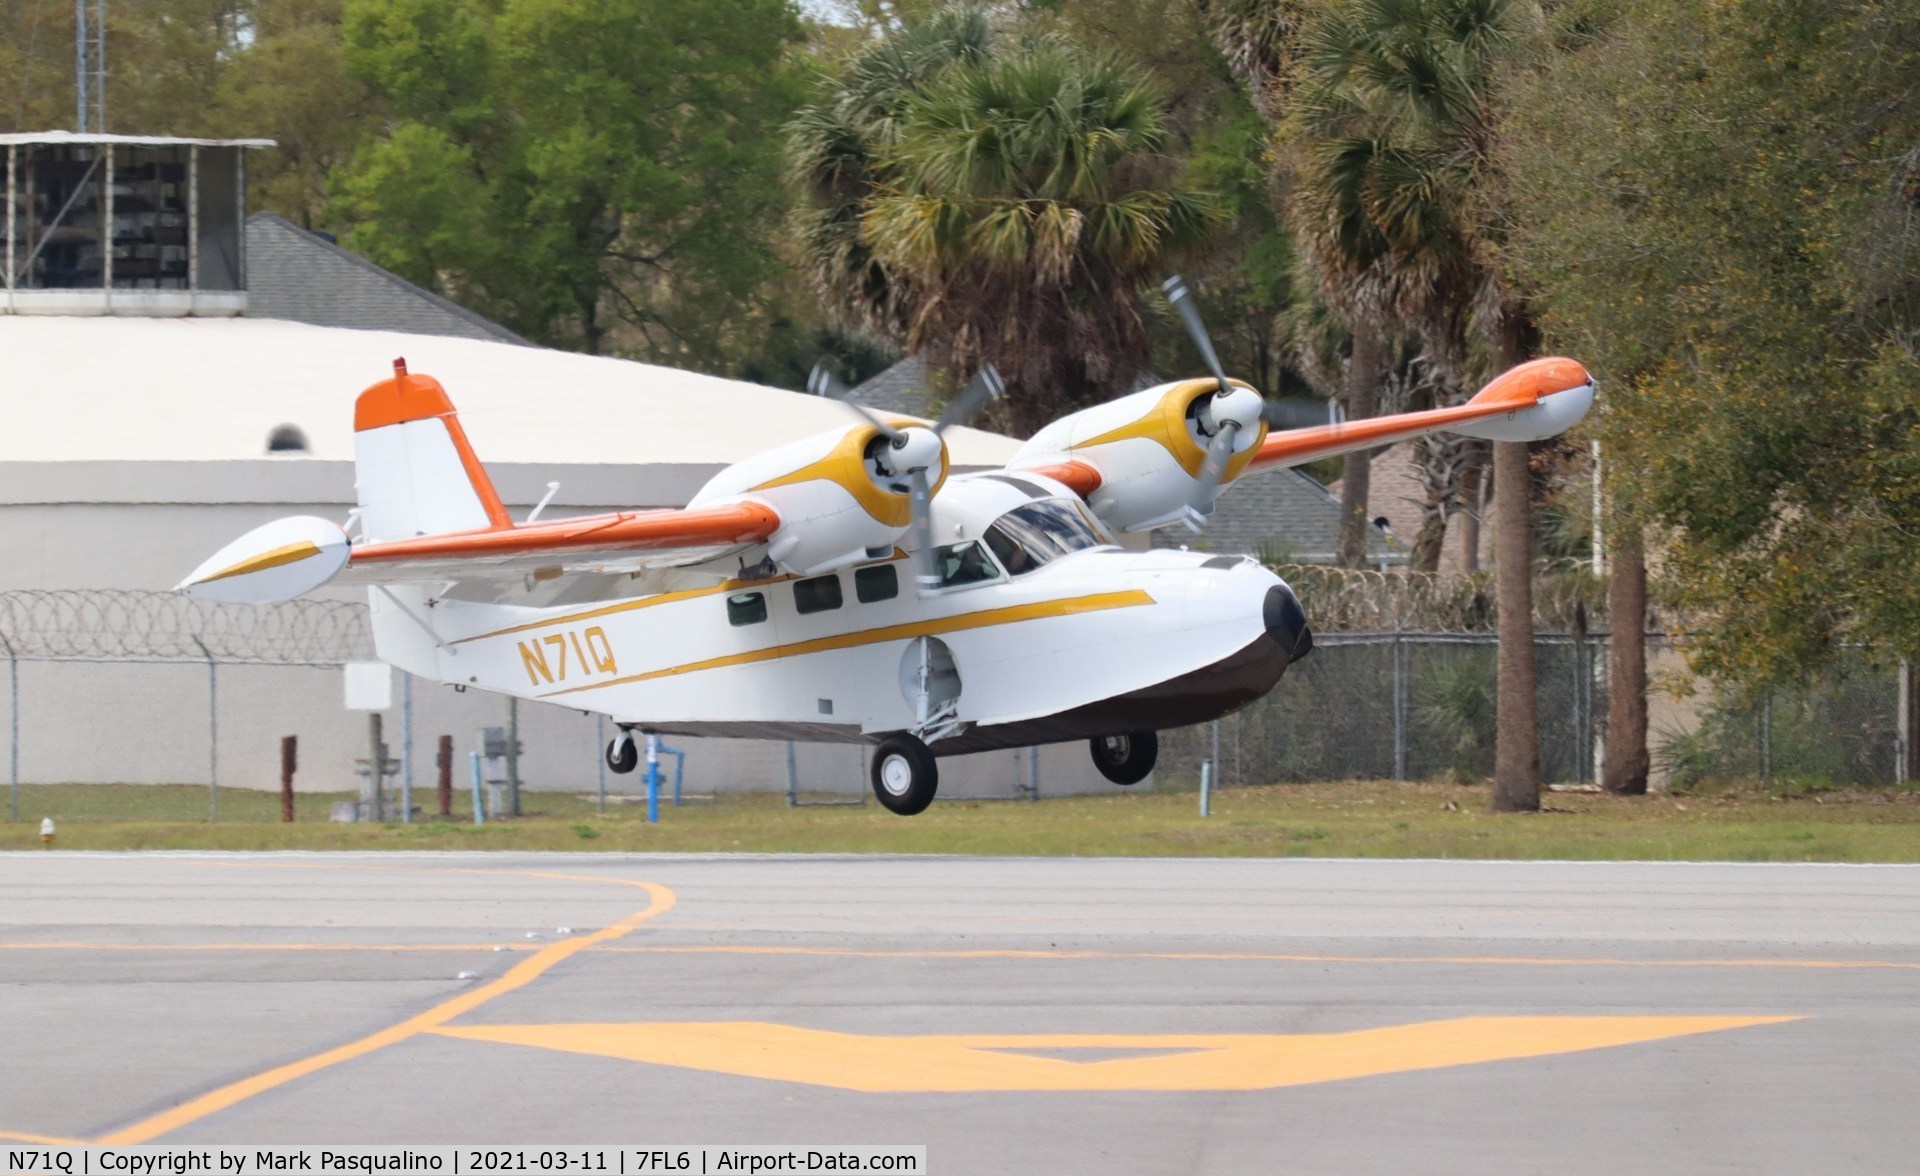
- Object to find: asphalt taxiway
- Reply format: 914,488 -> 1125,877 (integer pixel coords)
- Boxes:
3,853 -> 1917,1173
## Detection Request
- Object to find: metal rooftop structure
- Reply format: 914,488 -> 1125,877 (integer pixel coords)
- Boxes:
2,132 -> 277,317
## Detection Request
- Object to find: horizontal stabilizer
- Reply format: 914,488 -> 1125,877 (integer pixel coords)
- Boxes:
176,516 -> 351,603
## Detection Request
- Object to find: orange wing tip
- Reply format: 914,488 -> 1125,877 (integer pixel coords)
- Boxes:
355,367 -> 456,432
1468,357 -> 1593,411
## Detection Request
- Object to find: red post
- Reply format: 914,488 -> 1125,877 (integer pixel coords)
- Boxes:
436,735 -> 454,818
280,736 -> 297,822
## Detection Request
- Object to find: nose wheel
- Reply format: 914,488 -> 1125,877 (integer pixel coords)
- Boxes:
871,733 -> 939,816
1090,730 -> 1157,785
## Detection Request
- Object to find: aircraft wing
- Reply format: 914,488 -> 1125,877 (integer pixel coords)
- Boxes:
1246,357 -> 1595,473
177,502 -> 779,604
1010,358 -> 1594,518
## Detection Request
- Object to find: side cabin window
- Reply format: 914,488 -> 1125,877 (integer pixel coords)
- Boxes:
855,564 -> 899,603
794,574 -> 844,615
933,540 -> 1001,588
726,591 -> 768,627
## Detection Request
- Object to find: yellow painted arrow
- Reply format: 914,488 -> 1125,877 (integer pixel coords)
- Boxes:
433,1015 -> 1799,1093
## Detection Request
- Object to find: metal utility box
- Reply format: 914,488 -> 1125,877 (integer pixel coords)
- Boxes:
3,132 -> 274,317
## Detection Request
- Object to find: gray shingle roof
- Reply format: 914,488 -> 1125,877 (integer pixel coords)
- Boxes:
1154,466 -> 1404,564
848,355 -> 934,416
243,213 -> 528,345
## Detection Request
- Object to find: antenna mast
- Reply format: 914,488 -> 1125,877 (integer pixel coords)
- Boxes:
75,0 -> 105,133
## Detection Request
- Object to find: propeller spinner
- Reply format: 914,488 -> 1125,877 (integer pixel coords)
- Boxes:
1162,275 -> 1284,533
806,361 -> 1004,589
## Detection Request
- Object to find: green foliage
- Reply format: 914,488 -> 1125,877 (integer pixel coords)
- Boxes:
1502,0 -> 1920,683
791,6 -> 1229,433
1411,654 -> 1497,776
333,0 -> 806,364
1281,0 -> 1531,363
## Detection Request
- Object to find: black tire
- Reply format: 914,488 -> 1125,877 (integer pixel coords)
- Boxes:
1090,730 -> 1157,786
604,735 -> 639,774
870,733 -> 939,816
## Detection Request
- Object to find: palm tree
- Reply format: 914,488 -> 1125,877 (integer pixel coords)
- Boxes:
787,6 -> 996,344
1279,0 -> 1488,567
791,11 -> 1226,434
1226,0 -> 1544,807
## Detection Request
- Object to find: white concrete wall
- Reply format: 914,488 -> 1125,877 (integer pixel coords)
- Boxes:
0,659 -> 1128,799
0,458 -> 1136,798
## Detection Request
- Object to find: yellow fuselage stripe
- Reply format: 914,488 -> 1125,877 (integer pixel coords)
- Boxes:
538,589 -> 1156,699
196,541 -> 321,585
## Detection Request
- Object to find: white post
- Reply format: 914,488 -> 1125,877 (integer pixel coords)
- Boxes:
1199,760 -> 1211,818
1898,660 -> 1913,788
5,145 -> 15,305
101,143 -> 112,306
399,673 -> 413,823
187,144 -> 198,299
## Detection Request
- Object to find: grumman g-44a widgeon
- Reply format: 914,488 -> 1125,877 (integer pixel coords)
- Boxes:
180,281 -> 1593,814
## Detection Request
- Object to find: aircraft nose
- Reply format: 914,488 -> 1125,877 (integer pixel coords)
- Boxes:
1263,584 -> 1313,660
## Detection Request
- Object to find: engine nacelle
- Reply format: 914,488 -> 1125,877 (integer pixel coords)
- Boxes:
689,421 -> 947,576
1007,378 -> 1267,533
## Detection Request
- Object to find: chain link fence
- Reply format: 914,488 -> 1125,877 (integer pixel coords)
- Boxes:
1160,634 -> 1905,791
1,589 -> 1909,817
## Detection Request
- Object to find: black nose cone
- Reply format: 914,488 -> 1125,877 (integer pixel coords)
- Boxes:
1263,584 -> 1312,660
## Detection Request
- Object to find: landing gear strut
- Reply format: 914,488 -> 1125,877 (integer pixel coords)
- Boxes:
871,732 -> 939,816
1090,730 -> 1157,786
605,731 -> 638,774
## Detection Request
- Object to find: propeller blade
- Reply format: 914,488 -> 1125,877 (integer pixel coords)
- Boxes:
907,466 -> 940,590
934,363 -> 1005,435
1162,275 -> 1230,397
808,361 -> 904,443
1182,421 -> 1241,533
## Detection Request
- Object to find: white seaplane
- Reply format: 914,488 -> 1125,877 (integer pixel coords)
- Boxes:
179,280 -> 1593,814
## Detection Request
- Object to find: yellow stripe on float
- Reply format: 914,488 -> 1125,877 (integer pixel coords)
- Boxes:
195,541 -> 322,585
540,589 -> 1156,699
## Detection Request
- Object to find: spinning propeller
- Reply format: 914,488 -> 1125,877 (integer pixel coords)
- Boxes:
806,360 -> 1005,589
1162,275 -> 1329,532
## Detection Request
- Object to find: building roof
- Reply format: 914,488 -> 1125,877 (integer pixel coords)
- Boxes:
1153,465 -> 1402,564
244,213 -> 530,345
849,355 -> 934,416
0,131 -> 276,148
0,315 -> 1021,468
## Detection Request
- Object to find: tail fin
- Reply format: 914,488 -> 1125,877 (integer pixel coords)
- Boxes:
353,359 -> 510,541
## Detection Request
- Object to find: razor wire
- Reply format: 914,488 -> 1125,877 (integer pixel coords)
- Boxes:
1271,563 -> 1608,634
0,590 -> 374,663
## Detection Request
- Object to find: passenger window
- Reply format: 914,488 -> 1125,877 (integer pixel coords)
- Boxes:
855,564 -> 899,603
726,592 -> 767,626
794,574 -> 844,614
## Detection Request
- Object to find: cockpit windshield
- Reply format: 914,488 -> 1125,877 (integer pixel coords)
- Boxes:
982,499 -> 1105,576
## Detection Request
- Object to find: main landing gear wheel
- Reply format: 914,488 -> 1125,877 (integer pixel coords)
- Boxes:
604,734 -> 638,774
1090,730 -> 1158,786
871,733 -> 938,816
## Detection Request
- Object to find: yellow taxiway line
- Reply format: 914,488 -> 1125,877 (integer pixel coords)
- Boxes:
92,869 -> 675,1145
